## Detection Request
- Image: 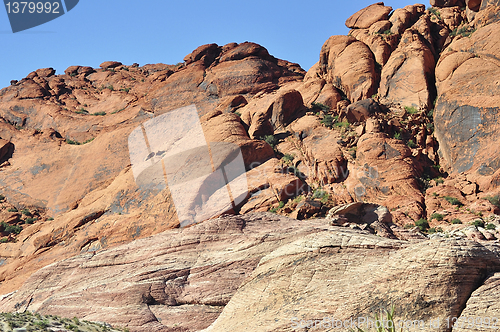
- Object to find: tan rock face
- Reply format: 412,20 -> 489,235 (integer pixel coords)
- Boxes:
345,2 -> 393,29
320,35 -> 377,102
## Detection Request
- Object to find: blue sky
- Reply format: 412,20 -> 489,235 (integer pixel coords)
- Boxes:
1,0 -> 425,89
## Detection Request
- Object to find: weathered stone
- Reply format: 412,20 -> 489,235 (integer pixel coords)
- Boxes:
345,2 -> 393,29
320,35 -> 377,102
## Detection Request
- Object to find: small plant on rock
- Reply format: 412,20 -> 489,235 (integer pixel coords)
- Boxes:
484,195 -> 500,208
430,213 -> 444,221
471,219 -> 485,228
486,223 -> 497,230
404,106 -> 419,114
407,140 -> 417,148
311,102 -> 330,112
415,219 -> 429,232
443,196 -> 463,206
451,218 -> 462,224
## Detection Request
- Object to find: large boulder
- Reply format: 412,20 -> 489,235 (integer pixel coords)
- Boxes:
344,132 -> 425,222
319,36 -> 377,102
378,29 -> 436,109
345,2 -> 393,29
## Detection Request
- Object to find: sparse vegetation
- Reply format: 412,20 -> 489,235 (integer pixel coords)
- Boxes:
312,188 -> 329,203
120,87 -> 130,93
428,7 -> 441,19
428,227 -> 443,234
92,111 -> 107,116
471,219 -> 485,228
351,304 -> 402,332
484,195 -> 500,208
393,132 -> 402,140
0,311 -> 129,331
0,221 -> 22,235
234,111 -> 242,117
451,218 -> 462,224
282,154 -> 295,164
486,223 -> 497,230
311,102 -> 330,111
76,108 -> 88,114
66,138 -> 95,145
21,208 -> 32,216
320,114 -> 337,129
263,135 -> 278,149
434,177 -> 444,185
407,139 -> 417,148
430,213 -> 444,221
7,208 -> 18,212
111,108 -> 125,114
415,219 -> 429,232
25,217 -> 37,224
450,26 -> 476,37
443,196 -> 462,206
404,106 -> 419,114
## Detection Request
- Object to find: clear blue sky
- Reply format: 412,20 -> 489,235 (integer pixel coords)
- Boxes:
1,0 -> 426,89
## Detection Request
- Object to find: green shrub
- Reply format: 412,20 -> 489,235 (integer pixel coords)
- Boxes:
120,87 -> 130,93
430,213 -> 444,221
486,223 -> 497,230
450,26 -> 476,37
415,219 -> 429,231
263,135 -> 278,149
434,177 -> 444,185
407,139 -> 417,148
0,238 -> 7,243
106,85 -> 114,91
451,218 -> 462,224
312,189 -> 329,203
311,102 -> 330,111
278,201 -> 285,209
443,196 -> 462,206
234,111 -> 242,117
282,154 -> 295,164
111,108 -> 125,114
471,219 -> 485,228
334,121 -> 349,129
21,208 -> 31,216
320,114 -> 337,129
92,111 -> 107,116
48,217 -> 54,221
394,132 -> 402,140
75,108 -> 88,114
428,7 -> 441,19
404,106 -> 419,114
0,222 -> 22,234
25,217 -> 37,224
484,195 -> 500,208
428,227 -> 443,234
7,208 -> 18,212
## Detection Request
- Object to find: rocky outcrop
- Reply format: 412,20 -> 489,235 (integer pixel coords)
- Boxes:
319,36 -> 377,102
345,2 -> 393,29
1,213 -> 499,332
434,21 -> 500,190
378,29 -> 436,109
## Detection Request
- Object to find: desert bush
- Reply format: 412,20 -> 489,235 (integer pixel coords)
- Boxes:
415,219 -> 429,231
451,218 -> 462,224
430,213 -> 443,221
484,195 -> 500,208
486,223 -> 496,230
471,219 -> 485,228
443,196 -> 462,206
